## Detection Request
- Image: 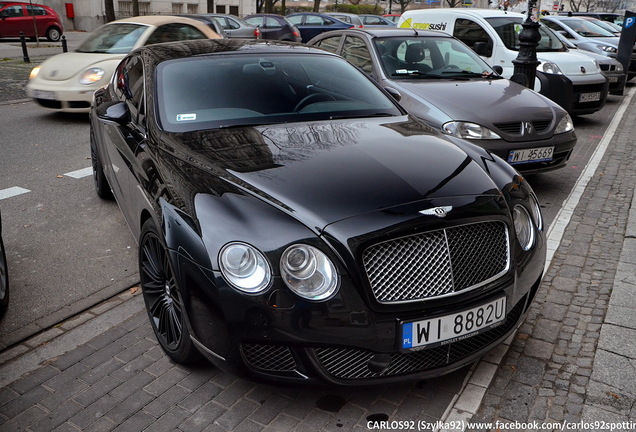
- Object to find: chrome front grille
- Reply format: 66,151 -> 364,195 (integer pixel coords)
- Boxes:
362,222 -> 509,303
494,120 -> 552,135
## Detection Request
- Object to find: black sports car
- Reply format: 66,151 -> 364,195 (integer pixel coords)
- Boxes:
0,211 -> 8,320
90,39 -> 546,385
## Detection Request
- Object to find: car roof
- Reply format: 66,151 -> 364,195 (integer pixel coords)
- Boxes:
110,15 -> 211,26
406,8 -> 525,19
314,27 -> 452,38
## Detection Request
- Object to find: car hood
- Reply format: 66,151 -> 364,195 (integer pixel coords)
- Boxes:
538,50 -> 602,77
388,78 -> 558,127
172,117 -> 503,231
36,52 -> 125,81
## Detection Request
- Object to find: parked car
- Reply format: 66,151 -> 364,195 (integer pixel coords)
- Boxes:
0,211 -> 8,320
325,12 -> 364,28
579,16 -> 622,36
91,38 -> 546,385
558,11 -> 624,27
540,15 -> 636,79
27,15 -> 221,113
286,12 -> 352,42
0,1 -> 63,41
205,14 -> 261,39
399,9 -> 610,116
359,14 -> 397,27
554,30 -> 626,95
244,13 -> 301,42
309,28 -> 577,174
383,14 -> 402,24
177,13 -> 227,37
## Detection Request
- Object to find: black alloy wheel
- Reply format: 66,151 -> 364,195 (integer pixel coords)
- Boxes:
139,220 -> 200,363
0,236 -> 9,320
90,126 -> 114,200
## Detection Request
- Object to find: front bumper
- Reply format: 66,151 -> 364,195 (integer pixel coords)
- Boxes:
27,78 -> 100,113
536,71 -> 609,115
471,130 -> 577,175
178,227 -> 546,385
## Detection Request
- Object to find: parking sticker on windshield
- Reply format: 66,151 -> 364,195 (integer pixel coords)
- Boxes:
177,113 -> 197,121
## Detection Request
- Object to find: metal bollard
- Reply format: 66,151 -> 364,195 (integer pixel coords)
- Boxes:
62,35 -> 67,53
19,32 -> 30,63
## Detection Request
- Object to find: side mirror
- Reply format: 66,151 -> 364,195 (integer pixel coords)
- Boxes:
96,101 -> 130,126
472,41 -> 492,57
384,87 -> 401,102
492,65 -> 503,75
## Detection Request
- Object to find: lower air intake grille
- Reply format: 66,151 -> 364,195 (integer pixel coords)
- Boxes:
241,344 -> 297,372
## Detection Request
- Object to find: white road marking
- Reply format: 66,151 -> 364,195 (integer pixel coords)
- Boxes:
0,186 -> 31,200
64,167 -> 93,179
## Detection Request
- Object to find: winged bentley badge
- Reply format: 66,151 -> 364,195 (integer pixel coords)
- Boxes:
419,206 -> 453,218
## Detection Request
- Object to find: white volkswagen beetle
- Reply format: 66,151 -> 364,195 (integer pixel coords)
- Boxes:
27,15 -> 221,113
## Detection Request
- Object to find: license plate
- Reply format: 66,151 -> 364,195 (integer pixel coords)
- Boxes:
609,76 -> 618,83
32,90 -> 56,100
579,91 -> 601,102
507,146 -> 554,164
401,296 -> 506,351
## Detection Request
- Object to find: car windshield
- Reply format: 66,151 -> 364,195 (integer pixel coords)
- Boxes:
77,23 -> 147,54
486,17 -> 567,52
156,53 -> 402,133
562,18 -> 616,37
374,37 -> 496,79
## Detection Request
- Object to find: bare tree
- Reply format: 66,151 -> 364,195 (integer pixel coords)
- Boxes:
445,0 -> 464,6
313,0 -> 321,12
395,0 -> 413,13
104,0 -> 116,21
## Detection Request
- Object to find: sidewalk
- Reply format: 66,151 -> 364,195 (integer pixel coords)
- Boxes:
0,60 -> 634,432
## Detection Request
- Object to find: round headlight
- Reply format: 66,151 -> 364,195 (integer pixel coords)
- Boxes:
442,122 -> 501,140
513,205 -> 535,251
219,242 -> 271,294
280,244 -> 339,301
616,62 -> 624,73
529,193 -> 543,232
539,62 -> 563,75
79,67 -> 105,85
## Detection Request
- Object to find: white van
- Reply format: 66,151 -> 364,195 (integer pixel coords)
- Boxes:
398,9 -> 609,115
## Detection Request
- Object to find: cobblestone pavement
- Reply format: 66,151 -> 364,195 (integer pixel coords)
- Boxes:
468,91 -> 636,430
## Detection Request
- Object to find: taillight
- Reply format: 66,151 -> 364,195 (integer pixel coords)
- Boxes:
254,27 -> 261,39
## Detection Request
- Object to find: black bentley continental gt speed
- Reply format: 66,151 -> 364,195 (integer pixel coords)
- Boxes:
90,39 -> 546,385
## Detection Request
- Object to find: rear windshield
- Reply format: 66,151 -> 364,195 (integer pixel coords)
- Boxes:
486,17 -> 567,52
156,53 -> 402,132
77,23 -> 147,54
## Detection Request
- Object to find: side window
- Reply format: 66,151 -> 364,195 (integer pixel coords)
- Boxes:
2,5 -> 24,17
27,5 -> 48,16
315,35 -> 342,53
341,36 -> 373,75
287,16 -> 303,25
214,17 -> 228,29
115,56 -> 145,126
145,23 -> 208,45
305,16 -> 325,25
226,18 -> 240,30
543,20 -> 573,38
453,19 -> 493,57
266,17 -> 282,28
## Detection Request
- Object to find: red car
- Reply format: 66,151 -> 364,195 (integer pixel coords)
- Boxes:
0,1 -> 63,41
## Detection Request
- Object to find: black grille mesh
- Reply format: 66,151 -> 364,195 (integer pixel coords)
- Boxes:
314,298 -> 524,380
362,222 -> 509,303
241,344 -> 297,372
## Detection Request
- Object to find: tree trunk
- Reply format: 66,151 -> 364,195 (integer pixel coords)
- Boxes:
313,0 -> 321,12
104,0 -> 116,22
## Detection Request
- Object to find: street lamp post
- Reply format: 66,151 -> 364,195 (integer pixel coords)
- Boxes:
511,0 -> 541,90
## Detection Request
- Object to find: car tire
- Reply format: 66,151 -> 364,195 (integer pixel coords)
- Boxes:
139,219 -> 201,364
46,27 -> 61,42
0,236 -> 9,320
90,126 -> 114,200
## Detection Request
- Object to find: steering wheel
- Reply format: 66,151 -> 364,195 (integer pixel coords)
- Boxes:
294,93 -> 336,112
